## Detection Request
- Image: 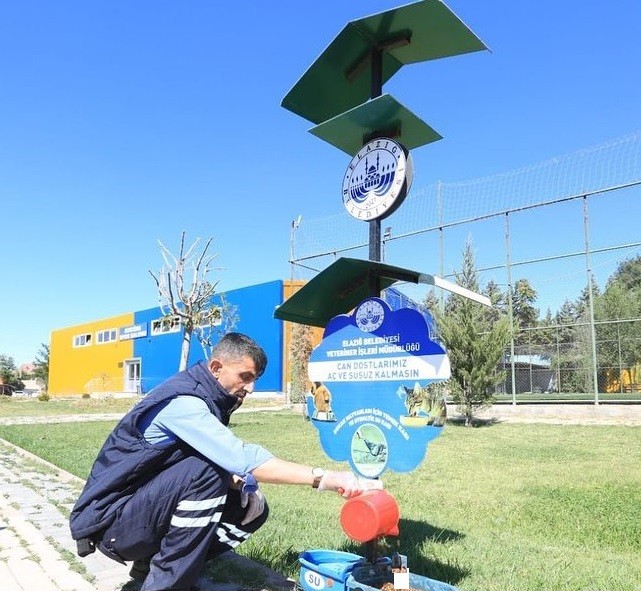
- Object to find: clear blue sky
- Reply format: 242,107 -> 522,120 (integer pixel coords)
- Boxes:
1,0 -> 640,365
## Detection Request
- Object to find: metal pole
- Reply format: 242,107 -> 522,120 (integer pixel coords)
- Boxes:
617,323 -> 623,395
290,216 -> 301,282
556,324 -> 561,394
529,331 -> 534,395
437,180 -> 445,311
505,213 -> 517,404
368,47 -> 384,296
363,48 -> 384,561
286,216 -> 301,406
583,196 -> 600,404
382,226 -> 392,262
365,47 -> 384,564
369,221 -> 382,262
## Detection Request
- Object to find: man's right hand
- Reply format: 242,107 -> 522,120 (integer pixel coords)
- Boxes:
240,489 -> 266,525
317,471 -> 383,498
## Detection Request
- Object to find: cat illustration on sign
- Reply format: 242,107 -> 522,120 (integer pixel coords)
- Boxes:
396,381 -> 448,427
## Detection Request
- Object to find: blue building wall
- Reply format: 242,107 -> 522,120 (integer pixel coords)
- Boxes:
132,280 -> 284,393
132,306 -> 182,393
208,280 -> 284,393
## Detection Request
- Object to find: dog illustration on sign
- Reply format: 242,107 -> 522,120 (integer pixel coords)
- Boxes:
310,381 -> 336,422
397,381 -> 448,427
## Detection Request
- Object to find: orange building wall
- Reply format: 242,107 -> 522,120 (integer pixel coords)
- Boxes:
49,313 -> 134,396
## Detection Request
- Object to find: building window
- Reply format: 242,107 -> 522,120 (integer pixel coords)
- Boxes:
97,329 -> 118,344
151,315 -> 182,335
73,333 -> 92,347
197,306 -> 222,328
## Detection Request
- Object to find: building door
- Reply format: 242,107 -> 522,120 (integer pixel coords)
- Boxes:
124,359 -> 141,394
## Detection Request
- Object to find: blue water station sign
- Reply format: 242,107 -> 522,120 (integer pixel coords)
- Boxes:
307,296 -> 451,478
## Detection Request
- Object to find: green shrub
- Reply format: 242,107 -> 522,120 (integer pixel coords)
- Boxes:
38,392 -> 51,402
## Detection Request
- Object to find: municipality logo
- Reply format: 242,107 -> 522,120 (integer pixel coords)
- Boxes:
355,299 -> 385,332
342,138 -> 413,221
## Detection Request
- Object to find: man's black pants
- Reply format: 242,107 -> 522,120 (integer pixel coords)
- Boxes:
97,455 -> 269,591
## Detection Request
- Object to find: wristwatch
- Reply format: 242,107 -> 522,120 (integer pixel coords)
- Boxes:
311,467 -> 325,489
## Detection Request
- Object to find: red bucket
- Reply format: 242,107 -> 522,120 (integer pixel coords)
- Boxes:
339,490 -> 400,542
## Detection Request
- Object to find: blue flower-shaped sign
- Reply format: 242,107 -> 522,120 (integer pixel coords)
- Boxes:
307,297 -> 451,477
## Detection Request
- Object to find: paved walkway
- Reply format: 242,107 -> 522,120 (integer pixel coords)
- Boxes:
0,438 -> 130,591
0,404 -> 639,590
456,402 -> 641,426
0,408 -> 295,591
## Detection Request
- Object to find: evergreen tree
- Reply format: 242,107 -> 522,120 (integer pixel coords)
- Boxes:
0,355 -> 24,392
554,280 -> 597,393
512,278 -> 539,329
482,279 -> 506,323
609,254 -> 641,291
593,263 -> 641,390
511,278 -> 539,349
533,308 -> 557,356
33,343 -> 50,388
432,239 -> 512,426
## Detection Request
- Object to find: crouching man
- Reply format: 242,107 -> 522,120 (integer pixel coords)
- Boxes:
70,333 -> 376,591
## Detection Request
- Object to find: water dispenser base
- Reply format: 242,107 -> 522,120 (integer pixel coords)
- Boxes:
297,549 -> 459,591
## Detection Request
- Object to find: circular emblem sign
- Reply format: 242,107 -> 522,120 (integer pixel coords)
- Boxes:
355,299 -> 385,332
342,138 -> 413,221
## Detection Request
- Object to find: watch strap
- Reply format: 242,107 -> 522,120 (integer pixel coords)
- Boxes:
311,467 -> 324,489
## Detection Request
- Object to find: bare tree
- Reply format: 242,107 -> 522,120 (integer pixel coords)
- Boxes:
289,322 -> 313,404
149,231 -> 233,371
196,294 -> 239,360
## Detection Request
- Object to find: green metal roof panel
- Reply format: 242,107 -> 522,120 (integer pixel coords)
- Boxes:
282,26 -> 402,127
309,94 -> 442,156
356,0 -> 488,65
273,257 -> 425,327
281,0 -> 488,125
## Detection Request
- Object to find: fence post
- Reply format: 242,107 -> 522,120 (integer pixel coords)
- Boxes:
437,180 -> 445,312
555,325 -> 562,393
505,212 -> 517,404
583,196 -> 600,404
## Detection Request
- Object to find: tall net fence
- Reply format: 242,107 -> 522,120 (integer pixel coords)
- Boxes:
290,131 -> 641,402
493,317 -> 641,401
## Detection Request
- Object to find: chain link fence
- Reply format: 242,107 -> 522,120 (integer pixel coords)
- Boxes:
291,131 -> 641,403
498,319 -> 641,402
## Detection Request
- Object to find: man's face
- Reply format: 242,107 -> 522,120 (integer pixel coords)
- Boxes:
209,355 -> 257,402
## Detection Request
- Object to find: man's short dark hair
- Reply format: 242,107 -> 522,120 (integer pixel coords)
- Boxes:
211,333 -> 268,378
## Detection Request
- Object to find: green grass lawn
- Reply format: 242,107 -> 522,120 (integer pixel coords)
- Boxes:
0,394 -> 138,417
0,394 -> 284,418
0,411 -> 639,591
